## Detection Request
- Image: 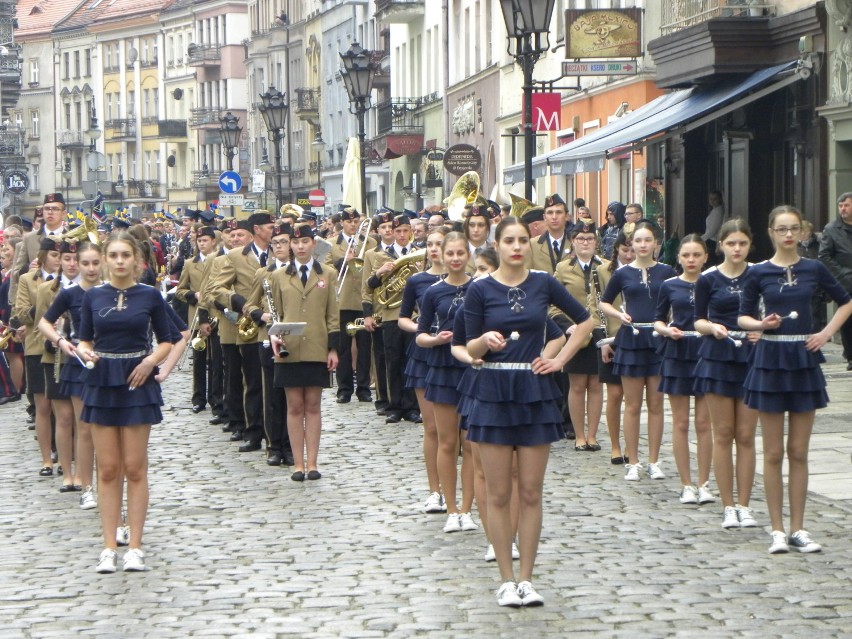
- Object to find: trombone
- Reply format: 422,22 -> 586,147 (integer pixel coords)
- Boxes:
336,218 -> 372,297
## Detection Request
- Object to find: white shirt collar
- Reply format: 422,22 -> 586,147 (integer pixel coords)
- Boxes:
41,269 -> 54,280
275,259 -> 288,269
393,242 -> 411,255
296,258 -> 315,273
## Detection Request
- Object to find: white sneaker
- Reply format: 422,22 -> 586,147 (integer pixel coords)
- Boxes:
122,547 -> 146,572
79,486 -> 97,510
624,463 -> 641,481
459,512 -> 479,531
95,548 -> 117,574
116,526 -> 130,547
788,530 -> 822,553
496,581 -> 523,607
768,530 -> 789,554
722,506 -> 740,529
736,504 -> 758,527
679,485 -> 698,504
647,462 -> 666,480
443,513 -> 462,533
512,542 -> 520,560
423,491 -> 445,513
516,580 -> 544,607
484,544 -> 496,562
697,482 -> 716,505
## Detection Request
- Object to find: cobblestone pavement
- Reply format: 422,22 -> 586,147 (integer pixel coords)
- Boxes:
1,346 -> 850,638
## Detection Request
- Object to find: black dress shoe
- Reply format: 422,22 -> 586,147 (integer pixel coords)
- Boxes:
209,415 -> 225,425
282,451 -> 295,466
291,471 -> 305,482
376,407 -> 389,416
336,395 -> 351,404
266,452 -> 283,466
191,404 -> 205,414
385,412 -> 402,424
239,441 -> 262,452
306,470 -> 322,480
565,429 -> 576,440
229,430 -> 244,442
404,411 -> 422,423
356,393 -> 372,402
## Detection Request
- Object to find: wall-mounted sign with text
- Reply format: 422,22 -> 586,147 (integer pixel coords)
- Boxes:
565,9 -> 642,60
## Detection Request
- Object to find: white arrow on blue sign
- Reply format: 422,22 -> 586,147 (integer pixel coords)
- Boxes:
218,171 -> 242,194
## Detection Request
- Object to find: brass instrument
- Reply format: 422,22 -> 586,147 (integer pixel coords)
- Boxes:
336,218 -> 372,297
64,216 -> 100,245
0,325 -> 17,349
237,314 -> 259,341
346,314 -> 382,335
444,171 -> 481,221
375,249 -> 427,309
53,317 -> 66,383
177,314 -> 199,371
261,278 -> 288,357
509,193 -> 535,219
590,264 -> 612,348
279,203 -> 305,218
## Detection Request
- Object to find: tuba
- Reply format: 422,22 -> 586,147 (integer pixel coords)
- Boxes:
376,250 -> 427,309
509,193 -> 535,220
444,171 -> 481,221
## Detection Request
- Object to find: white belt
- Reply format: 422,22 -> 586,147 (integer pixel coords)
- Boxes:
478,362 -> 532,370
760,334 -> 810,342
727,331 -> 748,338
678,331 -> 701,337
632,323 -> 655,328
94,349 -> 150,359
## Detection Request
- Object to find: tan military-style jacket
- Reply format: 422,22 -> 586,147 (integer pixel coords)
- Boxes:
207,245 -> 265,344
244,261 -> 287,344
267,261 -> 340,363
330,232 -> 376,312
34,279 -> 62,364
12,269 -> 49,355
553,255 -> 609,347
175,251 -> 218,325
199,251 -> 237,345
529,232 -> 571,274
361,244 -> 397,322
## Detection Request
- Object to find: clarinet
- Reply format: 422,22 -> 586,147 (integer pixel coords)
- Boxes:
590,264 -> 612,348
262,279 -> 288,357
54,316 -> 66,383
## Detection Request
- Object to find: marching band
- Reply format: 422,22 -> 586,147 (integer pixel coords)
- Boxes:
2,180 -> 851,603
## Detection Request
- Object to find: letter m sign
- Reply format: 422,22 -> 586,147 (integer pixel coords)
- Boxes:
524,93 -> 561,132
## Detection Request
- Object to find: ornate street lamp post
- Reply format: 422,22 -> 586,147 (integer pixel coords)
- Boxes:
219,111 -> 242,217
258,88 -> 289,213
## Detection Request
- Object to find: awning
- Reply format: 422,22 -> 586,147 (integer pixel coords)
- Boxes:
503,58 -> 813,184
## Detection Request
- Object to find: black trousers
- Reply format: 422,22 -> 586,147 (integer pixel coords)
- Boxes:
382,320 -> 416,414
221,344 -> 245,431
239,342 -> 265,444
207,330 -> 224,417
191,343 -> 207,408
371,326 -> 388,409
840,312 -> 852,361
336,309 -> 372,398
260,342 -> 290,455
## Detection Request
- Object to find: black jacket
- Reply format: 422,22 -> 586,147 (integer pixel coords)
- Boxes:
819,218 -> 852,292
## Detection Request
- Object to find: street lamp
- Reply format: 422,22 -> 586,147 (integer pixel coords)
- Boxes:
500,0 -> 556,201
258,150 -> 272,211
219,111 -> 242,172
312,129 -> 325,190
340,42 -> 379,217
258,87 -> 289,213
115,169 -> 125,212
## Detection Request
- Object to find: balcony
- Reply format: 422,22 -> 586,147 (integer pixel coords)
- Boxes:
187,43 -> 221,67
375,0 -> 424,24
127,179 -> 160,199
294,88 -> 320,122
190,107 -> 222,128
0,127 -> 25,156
661,1 -> 775,36
57,129 -> 88,149
372,49 -> 390,90
107,118 -> 136,140
191,170 -> 217,189
377,99 -> 424,136
158,119 -> 187,138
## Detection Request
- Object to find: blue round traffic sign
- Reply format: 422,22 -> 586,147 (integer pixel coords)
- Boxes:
218,171 -> 242,193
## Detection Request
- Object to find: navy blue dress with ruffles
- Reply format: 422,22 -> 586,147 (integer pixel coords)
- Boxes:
601,263 -> 676,378
400,271 -> 441,390
78,284 -> 172,426
655,276 -> 703,397
417,278 -> 471,405
692,266 -> 753,398
740,258 -> 850,412
463,272 -> 589,446
43,285 -> 88,398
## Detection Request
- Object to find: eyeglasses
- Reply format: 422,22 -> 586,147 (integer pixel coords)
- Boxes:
270,240 -> 290,247
573,236 -> 595,243
42,206 -> 64,211
772,226 -> 801,235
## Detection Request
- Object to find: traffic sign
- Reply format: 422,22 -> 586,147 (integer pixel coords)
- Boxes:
218,171 -> 242,193
5,171 -> 29,195
242,198 -> 258,212
562,60 -> 638,76
308,189 -> 326,207
219,193 -> 245,206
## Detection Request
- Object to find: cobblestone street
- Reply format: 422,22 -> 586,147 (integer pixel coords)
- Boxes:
1,348 -> 851,638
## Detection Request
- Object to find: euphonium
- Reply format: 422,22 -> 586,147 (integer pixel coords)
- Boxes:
509,193 -> 535,219
63,216 -> 100,245
444,171 -> 481,221
376,249 -> 427,309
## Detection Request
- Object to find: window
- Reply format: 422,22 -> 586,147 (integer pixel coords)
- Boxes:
105,46 -> 112,69
31,165 -> 40,193
143,89 -> 150,117
64,103 -> 71,129
113,43 -> 120,68
30,110 -> 39,138
85,49 -> 91,76
74,51 -> 80,78
63,52 -> 70,79
14,111 -> 22,128
129,90 -> 136,117
168,36 -> 174,64
29,60 -> 39,84
106,94 -> 112,121
144,151 -> 151,179
75,102 -> 82,131
142,40 -> 149,63
153,88 -> 159,116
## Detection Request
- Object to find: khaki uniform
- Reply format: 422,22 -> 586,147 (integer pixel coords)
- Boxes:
554,255 -> 609,347
207,245 -> 265,345
267,262 -> 340,363
10,227 -> 64,302
244,262 -> 286,345
35,280 -> 60,365
12,269 -> 48,355
361,245 -> 396,321
530,232 -> 571,274
200,251 -> 236,345
331,233 -> 376,312
175,252 -> 218,325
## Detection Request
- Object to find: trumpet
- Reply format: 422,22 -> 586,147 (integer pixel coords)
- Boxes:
337,218 -> 372,297
346,314 -> 382,335
0,325 -> 20,349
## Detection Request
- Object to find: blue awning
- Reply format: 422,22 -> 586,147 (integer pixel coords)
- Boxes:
503,59 -> 810,184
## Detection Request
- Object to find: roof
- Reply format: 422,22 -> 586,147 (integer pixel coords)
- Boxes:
15,0 -> 88,39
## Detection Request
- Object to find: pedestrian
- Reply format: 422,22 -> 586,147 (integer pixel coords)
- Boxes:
817,192 -> 852,370
694,218 -> 759,530
702,191 -> 726,264
798,220 -> 827,332
464,216 -> 595,607
599,201 -> 625,261
599,221 -> 677,482
268,223 -> 339,481
463,205 -> 492,268
738,205 -> 852,554
654,234 -> 714,506
416,231 -> 477,534
77,232 -> 174,573
398,227 -> 445,514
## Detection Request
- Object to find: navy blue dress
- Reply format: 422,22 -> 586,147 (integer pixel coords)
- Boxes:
78,284 -> 172,426
740,258 -> 850,412
43,285 -> 88,398
692,266 -> 753,398
655,277 -> 703,397
464,272 -> 590,446
400,271 -> 441,390
601,263 -> 677,378
417,278 -> 471,405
